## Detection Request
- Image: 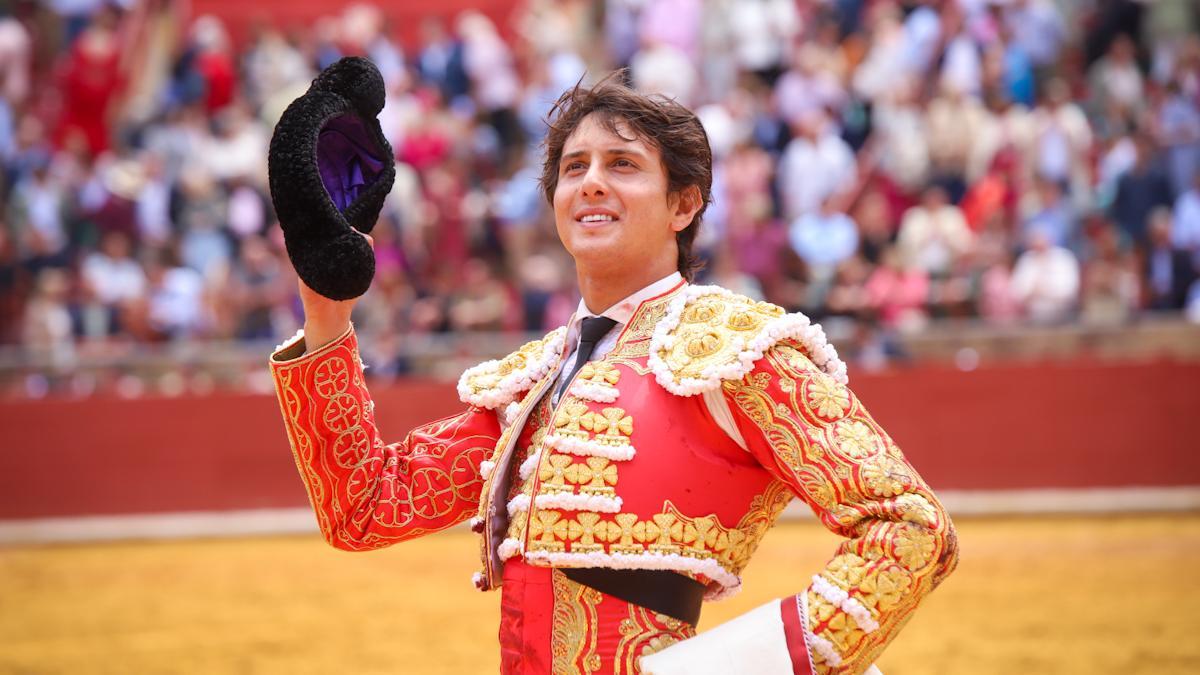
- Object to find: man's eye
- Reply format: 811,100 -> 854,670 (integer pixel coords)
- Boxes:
614,158 -> 635,168
564,162 -> 585,173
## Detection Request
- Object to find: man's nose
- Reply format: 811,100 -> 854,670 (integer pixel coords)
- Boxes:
581,163 -> 607,198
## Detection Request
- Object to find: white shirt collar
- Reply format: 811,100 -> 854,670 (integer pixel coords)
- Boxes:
572,271 -> 684,328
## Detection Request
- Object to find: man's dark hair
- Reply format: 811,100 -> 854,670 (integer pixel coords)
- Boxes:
539,74 -> 713,281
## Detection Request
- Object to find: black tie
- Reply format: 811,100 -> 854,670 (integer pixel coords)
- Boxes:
556,316 -> 618,401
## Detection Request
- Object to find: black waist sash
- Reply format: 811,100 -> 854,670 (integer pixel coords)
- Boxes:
561,567 -> 705,626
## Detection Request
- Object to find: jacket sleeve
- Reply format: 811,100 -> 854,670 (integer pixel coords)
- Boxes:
645,339 -> 958,675
724,340 -> 958,674
270,325 -> 501,551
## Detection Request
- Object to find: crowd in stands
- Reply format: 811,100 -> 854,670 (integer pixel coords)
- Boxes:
2,0 -> 1200,384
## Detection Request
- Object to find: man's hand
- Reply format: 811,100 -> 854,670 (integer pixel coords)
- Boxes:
299,231 -> 373,352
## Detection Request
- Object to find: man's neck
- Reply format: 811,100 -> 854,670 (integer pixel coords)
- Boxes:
577,263 -> 679,315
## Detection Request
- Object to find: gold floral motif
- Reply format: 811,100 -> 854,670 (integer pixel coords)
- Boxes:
530,510 -> 569,552
860,458 -> 912,499
825,611 -> 866,652
551,570 -> 602,675
834,419 -> 880,459
681,301 -> 722,324
826,553 -> 869,589
893,524 -> 938,569
580,407 -> 634,446
564,457 -> 619,496
805,375 -> 850,420
539,455 -> 576,494
523,487 -> 794,575
610,513 -> 643,554
858,565 -> 912,612
726,310 -> 762,331
566,512 -> 609,553
497,352 -> 526,377
658,294 -> 790,381
893,494 -> 939,528
554,402 -> 593,439
684,331 -> 724,359
578,362 -> 620,386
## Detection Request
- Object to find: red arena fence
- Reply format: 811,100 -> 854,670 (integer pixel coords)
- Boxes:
2,360 -> 1198,520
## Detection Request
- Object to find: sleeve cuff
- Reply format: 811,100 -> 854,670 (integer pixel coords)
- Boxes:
269,323 -> 357,366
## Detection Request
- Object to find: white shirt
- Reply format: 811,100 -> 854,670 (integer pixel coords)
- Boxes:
545,272 -> 748,449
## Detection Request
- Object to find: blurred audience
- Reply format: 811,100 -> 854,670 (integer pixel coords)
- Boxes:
1,0 -> 1198,398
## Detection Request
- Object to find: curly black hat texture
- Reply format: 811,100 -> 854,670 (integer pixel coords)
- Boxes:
268,56 -> 395,300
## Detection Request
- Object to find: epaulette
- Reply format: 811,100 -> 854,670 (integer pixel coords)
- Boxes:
457,327 -> 566,409
647,285 -> 847,396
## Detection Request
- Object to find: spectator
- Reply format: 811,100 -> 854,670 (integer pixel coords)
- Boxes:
897,186 -> 974,278
977,246 -> 1022,325
55,3 -> 125,155
0,8 -> 32,108
865,246 -> 931,332
1011,230 -> 1080,323
726,0 -> 800,86
1080,224 -> 1139,325
1088,34 -> 1145,120
1143,208 -> 1197,310
1004,0 -> 1066,73
1021,178 -> 1076,250
1157,79 -> 1200,197
80,231 -> 147,337
1173,172 -> 1200,265
1032,78 -> 1093,204
1110,134 -> 1174,247
788,199 -> 859,285
7,162 -> 70,271
21,268 -> 75,370
141,249 -> 206,340
777,110 -> 856,221
872,79 -> 930,193
925,81 -> 992,200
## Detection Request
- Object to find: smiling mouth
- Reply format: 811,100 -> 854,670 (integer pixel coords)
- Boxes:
578,214 -> 618,224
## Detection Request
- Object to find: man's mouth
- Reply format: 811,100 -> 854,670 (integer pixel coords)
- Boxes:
579,214 -> 617,223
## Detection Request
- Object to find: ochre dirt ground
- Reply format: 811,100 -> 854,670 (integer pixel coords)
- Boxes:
1,515 -> 1198,674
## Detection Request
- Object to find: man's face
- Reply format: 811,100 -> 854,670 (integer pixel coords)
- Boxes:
552,113 -> 691,279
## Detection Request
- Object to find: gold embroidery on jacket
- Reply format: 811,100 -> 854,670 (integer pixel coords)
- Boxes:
461,330 -> 563,400
657,295 -> 786,380
722,339 -> 958,674
614,605 -> 696,674
551,570 -> 602,674
607,291 -> 674,372
523,483 -> 790,575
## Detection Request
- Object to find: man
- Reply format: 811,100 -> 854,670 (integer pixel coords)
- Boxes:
268,67 -> 957,674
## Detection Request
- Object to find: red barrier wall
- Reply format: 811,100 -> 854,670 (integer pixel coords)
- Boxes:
2,360 -> 1198,519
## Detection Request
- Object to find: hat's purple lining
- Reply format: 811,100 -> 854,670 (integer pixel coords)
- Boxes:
317,113 -> 387,212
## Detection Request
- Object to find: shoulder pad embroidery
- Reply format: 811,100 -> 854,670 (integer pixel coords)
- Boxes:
457,327 -> 566,409
647,285 -> 848,396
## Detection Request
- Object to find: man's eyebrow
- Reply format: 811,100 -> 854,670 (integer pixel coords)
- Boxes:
560,148 -> 649,163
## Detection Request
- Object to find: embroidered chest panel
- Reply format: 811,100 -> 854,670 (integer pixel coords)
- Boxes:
494,293 -> 795,599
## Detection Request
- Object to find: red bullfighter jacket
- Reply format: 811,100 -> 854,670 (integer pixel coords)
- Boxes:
269,281 -> 958,674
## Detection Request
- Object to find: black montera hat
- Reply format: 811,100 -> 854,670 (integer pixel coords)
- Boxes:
268,56 -> 395,300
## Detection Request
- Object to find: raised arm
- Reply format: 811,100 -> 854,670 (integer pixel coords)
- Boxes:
271,323 -> 501,550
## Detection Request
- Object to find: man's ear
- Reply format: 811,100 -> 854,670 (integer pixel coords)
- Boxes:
669,185 -> 703,233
